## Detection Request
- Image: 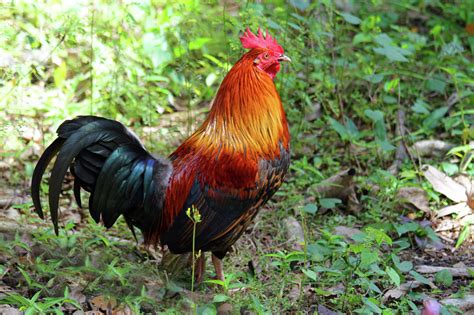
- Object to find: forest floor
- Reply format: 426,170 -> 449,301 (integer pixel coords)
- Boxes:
0,111 -> 473,314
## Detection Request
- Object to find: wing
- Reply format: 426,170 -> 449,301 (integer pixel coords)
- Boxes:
161,145 -> 290,257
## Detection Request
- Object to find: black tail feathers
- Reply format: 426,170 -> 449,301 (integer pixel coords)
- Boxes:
31,116 -> 171,236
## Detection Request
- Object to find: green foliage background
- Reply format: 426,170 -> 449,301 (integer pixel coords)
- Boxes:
2,0 -> 471,155
0,0 -> 473,313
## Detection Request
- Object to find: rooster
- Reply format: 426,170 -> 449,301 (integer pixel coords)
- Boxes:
31,28 -> 291,282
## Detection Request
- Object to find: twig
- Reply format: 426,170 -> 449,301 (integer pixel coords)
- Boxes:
388,109 -> 412,175
415,265 -> 473,277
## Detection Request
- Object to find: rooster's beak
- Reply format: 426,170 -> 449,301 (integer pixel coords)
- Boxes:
278,54 -> 291,62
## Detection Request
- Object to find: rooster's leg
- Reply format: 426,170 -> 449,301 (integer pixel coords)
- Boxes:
211,254 -> 225,282
195,254 -> 206,284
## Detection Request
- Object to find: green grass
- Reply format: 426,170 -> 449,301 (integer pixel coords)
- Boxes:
1,0 -> 473,313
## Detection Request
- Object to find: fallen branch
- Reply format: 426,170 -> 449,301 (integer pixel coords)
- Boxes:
415,265 -> 473,277
441,295 -> 474,312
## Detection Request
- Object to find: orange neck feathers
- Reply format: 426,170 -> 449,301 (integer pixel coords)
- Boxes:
183,49 -> 289,159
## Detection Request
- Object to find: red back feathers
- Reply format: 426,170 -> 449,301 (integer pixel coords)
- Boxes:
239,27 -> 284,54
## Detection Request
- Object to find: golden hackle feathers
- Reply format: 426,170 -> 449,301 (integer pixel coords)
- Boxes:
182,48 -> 289,160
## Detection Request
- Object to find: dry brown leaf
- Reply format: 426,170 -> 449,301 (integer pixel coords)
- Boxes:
435,219 -> 461,232
284,216 -> 305,251
467,23 -> 474,35
317,304 -> 339,315
454,174 -> 474,192
327,282 -> 345,295
288,285 -> 301,302
69,286 -> 86,304
412,140 -> 454,157
333,226 -> 362,241
397,187 -> 431,213
384,288 -> 405,300
59,209 -> 82,225
422,165 -> 467,203
217,303 -> 233,315
113,305 -> 134,315
314,168 -> 356,200
437,203 -> 472,219
90,295 -> 117,311
383,281 -> 423,302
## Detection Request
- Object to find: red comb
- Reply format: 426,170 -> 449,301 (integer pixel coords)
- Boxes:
239,27 -> 284,54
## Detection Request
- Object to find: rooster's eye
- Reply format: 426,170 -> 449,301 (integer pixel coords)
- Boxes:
263,53 -> 269,60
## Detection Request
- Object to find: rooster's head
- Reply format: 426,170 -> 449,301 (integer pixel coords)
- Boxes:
240,27 -> 290,80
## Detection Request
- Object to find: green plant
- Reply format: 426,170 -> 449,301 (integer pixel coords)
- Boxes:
186,205 -> 202,292
0,287 -> 82,314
